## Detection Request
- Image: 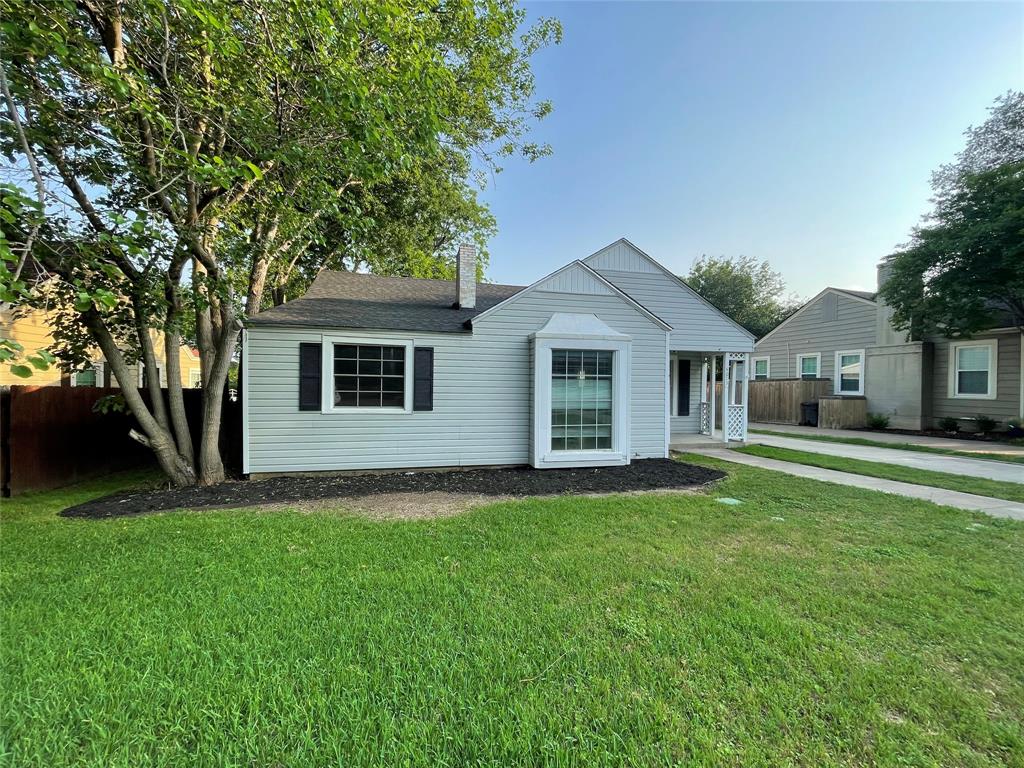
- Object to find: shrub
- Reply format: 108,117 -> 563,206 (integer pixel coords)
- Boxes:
938,417 -> 960,433
974,414 -> 999,434
866,413 -> 890,429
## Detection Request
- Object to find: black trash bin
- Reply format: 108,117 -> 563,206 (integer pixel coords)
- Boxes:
800,401 -> 819,427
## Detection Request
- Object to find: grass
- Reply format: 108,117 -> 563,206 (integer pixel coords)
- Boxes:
737,445 -> 1024,504
750,428 -> 1024,465
2,463 -> 1024,767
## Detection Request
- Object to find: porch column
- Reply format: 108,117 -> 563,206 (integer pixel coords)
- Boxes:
708,355 -> 716,438
741,352 -> 750,440
720,353 -> 729,443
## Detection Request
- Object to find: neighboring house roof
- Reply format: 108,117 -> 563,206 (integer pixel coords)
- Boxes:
832,288 -> 877,302
246,270 -> 524,333
755,286 -> 877,345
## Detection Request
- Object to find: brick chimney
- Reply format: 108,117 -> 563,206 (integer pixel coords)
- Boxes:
456,243 -> 476,309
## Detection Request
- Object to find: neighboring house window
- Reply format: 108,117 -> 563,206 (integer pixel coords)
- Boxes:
72,361 -> 104,387
753,357 -> 769,380
551,349 -> 613,451
949,340 -> 997,399
138,363 -> 165,387
834,350 -> 865,395
796,353 -> 820,380
189,368 -> 202,388
331,342 -> 408,408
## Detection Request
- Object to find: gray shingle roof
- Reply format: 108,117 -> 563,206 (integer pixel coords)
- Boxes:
246,270 -> 524,333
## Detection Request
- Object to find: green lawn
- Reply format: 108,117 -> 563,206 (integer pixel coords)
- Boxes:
2,462 -> 1024,767
738,444 -> 1024,504
751,428 -> 1024,465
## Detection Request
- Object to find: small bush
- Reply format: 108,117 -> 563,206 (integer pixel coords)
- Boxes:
974,414 -> 999,434
866,413 -> 890,429
938,417 -> 960,433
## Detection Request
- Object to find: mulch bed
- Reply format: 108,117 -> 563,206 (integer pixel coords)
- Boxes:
60,459 -> 725,519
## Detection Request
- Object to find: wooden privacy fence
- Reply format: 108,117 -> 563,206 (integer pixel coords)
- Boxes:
742,378 -> 832,425
1,385 -> 240,496
819,395 -> 867,429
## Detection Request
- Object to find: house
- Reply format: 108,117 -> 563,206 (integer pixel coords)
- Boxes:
242,238 -> 755,475
753,265 -> 1023,430
0,306 -> 203,388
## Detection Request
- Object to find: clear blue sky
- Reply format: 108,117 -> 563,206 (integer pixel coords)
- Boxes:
480,1 -> 1023,298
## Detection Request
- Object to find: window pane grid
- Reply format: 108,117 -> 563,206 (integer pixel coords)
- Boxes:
333,344 -> 405,408
551,350 -> 613,451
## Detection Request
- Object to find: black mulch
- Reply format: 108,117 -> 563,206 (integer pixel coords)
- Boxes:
60,459 -> 725,519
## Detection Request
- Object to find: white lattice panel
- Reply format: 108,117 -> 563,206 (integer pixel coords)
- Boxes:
726,404 -> 745,440
699,402 -> 711,434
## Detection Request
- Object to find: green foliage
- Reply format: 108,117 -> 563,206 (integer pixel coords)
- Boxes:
938,417 -> 961,433
974,415 -> 999,434
4,463 -> 1024,765
686,255 -> 798,339
881,93 -> 1024,337
866,412 -> 890,430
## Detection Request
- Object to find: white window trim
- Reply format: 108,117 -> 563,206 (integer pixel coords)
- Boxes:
138,363 -> 165,388
72,360 -> 104,387
188,368 -> 202,388
833,349 -> 865,396
752,356 -> 770,380
321,335 -> 414,414
532,337 -> 631,469
796,353 -> 820,379
948,339 -> 997,400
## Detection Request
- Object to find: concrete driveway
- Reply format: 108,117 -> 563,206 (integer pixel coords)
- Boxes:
749,433 -> 1024,485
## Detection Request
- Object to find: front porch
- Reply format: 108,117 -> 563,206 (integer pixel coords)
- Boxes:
669,350 -> 750,447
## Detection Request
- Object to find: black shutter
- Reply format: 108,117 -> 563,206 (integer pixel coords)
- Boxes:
413,347 -> 434,411
299,343 -> 321,411
677,359 -> 690,416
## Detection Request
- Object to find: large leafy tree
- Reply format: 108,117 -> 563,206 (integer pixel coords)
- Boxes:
881,92 -> 1024,337
0,0 -> 558,486
686,255 -> 797,339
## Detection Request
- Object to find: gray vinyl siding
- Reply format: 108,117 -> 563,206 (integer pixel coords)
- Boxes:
246,290 -> 667,473
670,353 -> 702,434
754,292 -> 876,382
928,332 -> 1022,426
592,268 -> 754,351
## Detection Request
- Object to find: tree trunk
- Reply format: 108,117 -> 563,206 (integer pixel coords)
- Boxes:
163,327 -> 195,465
197,316 -> 241,485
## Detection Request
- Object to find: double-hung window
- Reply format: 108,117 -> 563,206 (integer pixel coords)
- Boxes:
949,340 -> 997,399
796,353 -> 819,380
834,350 -> 865,395
332,343 -> 407,408
550,349 -> 613,451
753,357 -> 769,380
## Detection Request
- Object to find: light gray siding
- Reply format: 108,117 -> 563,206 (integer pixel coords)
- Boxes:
246,290 -> 667,473
584,241 -> 754,352
592,268 -> 754,352
754,292 -> 877,381
669,353 -> 702,434
928,331 -> 1022,427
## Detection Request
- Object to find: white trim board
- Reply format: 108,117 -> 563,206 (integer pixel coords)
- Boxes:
834,349 -> 866,396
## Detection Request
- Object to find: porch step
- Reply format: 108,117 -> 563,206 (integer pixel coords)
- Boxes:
670,438 -> 747,452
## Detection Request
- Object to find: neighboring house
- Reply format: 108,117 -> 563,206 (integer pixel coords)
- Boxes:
243,238 -> 756,475
753,266 -> 1023,430
0,306 -> 202,389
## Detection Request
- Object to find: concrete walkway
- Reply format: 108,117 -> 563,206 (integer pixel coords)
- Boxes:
695,449 -> 1024,521
749,434 -> 1024,484
750,422 -> 1024,457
